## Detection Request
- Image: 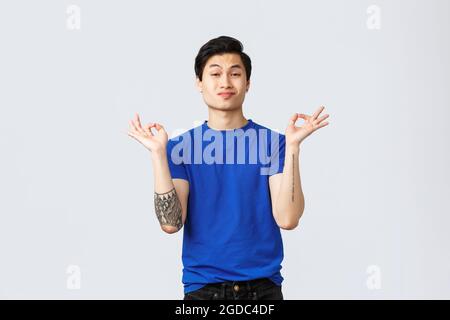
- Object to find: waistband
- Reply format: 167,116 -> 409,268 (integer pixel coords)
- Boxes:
208,278 -> 276,291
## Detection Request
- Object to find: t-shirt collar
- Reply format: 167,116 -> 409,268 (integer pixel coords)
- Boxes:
202,119 -> 253,133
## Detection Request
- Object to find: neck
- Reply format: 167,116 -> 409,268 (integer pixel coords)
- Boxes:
206,107 -> 248,130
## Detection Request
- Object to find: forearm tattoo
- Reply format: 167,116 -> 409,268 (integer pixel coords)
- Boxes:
154,188 -> 183,230
292,153 -> 295,202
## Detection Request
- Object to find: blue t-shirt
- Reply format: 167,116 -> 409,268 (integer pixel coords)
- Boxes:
166,119 -> 286,294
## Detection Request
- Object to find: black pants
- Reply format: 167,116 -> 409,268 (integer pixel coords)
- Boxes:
183,278 -> 283,300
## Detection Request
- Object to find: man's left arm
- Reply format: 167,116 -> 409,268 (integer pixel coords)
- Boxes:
270,106 -> 330,230
269,145 -> 304,230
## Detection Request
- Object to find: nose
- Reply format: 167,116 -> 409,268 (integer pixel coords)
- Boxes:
219,74 -> 232,88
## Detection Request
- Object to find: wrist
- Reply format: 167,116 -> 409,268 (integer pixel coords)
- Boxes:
286,144 -> 300,153
151,147 -> 167,161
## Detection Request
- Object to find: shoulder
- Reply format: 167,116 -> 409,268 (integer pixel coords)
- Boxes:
167,125 -> 200,146
251,121 -> 285,146
251,120 -> 285,137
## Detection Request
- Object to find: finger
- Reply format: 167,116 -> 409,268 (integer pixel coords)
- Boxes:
315,114 -> 329,124
127,131 -> 138,140
155,123 -> 165,131
298,113 -> 311,120
312,105 -> 325,121
298,113 -> 310,121
143,123 -> 155,136
288,113 -> 298,126
316,121 -> 329,130
134,113 -> 145,133
129,120 -> 139,133
128,132 -> 142,144
130,118 -> 142,133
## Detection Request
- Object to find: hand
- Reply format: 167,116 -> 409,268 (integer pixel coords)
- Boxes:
127,113 -> 168,154
285,106 -> 330,147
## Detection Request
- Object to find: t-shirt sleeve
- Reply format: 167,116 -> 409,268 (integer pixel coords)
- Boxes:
271,132 -> 286,176
166,140 -> 189,181
266,132 -> 286,176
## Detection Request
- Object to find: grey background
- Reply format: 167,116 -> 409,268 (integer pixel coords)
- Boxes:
0,0 -> 449,299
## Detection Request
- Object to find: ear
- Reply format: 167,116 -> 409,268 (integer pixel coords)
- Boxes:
196,77 -> 203,93
246,79 -> 250,92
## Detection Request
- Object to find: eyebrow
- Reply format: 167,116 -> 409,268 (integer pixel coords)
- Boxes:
208,64 -> 242,70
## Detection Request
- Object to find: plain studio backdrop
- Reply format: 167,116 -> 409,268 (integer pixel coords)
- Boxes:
0,0 -> 449,299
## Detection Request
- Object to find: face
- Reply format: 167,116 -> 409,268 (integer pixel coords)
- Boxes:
196,53 -> 250,111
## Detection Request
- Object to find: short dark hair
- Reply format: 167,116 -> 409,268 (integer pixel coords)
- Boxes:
194,36 -> 252,81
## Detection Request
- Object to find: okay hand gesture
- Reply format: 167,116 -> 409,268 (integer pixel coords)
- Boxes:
285,106 -> 330,148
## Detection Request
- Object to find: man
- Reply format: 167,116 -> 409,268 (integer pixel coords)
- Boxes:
127,36 -> 330,300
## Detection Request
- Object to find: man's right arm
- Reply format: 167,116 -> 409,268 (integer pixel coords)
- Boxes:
152,150 -> 189,234
127,113 -> 189,234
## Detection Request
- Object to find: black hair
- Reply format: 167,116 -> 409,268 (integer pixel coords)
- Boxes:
194,36 -> 252,81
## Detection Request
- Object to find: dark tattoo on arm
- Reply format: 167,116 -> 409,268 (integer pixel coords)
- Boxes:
292,153 -> 295,202
154,188 -> 183,230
